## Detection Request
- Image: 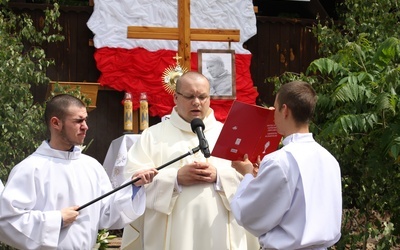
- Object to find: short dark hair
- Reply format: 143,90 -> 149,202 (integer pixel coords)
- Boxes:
276,81 -> 317,125
44,94 -> 86,127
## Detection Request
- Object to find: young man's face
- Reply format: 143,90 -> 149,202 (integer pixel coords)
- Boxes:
174,77 -> 210,123
59,106 -> 89,148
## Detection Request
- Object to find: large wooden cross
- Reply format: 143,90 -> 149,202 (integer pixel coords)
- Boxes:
127,0 -> 240,70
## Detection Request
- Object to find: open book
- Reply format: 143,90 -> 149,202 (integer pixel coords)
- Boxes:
211,100 -> 282,162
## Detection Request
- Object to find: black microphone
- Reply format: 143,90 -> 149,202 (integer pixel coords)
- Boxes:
190,118 -> 211,158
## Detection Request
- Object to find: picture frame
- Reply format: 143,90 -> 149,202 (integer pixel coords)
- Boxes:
198,49 -> 236,99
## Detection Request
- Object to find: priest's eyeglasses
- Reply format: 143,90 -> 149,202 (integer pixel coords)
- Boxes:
176,92 -> 209,102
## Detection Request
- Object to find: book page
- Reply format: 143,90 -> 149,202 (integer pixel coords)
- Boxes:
211,101 -> 282,162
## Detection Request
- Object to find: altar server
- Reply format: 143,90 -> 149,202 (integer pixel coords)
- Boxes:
230,81 -> 342,249
121,71 -> 258,250
0,94 -> 158,250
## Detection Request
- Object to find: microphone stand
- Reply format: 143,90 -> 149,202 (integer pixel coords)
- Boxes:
77,146 -> 201,211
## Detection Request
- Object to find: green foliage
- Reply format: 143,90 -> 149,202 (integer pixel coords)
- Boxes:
267,1 -> 400,248
313,37 -> 400,247
314,0 -> 400,57
0,2 -> 62,249
0,1 -> 63,182
94,229 -> 117,250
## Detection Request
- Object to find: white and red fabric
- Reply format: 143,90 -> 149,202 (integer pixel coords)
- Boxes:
87,0 -> 257,122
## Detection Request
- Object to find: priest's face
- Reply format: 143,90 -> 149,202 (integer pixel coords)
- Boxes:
58,106 -> 89,149
174,74 -> 211,123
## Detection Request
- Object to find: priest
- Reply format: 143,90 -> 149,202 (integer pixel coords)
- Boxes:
122,72 -> 258,250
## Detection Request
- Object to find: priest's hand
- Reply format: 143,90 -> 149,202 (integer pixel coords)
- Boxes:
177,161 -> 217,186
132,168 -> 158,186
231,154 -> 257,177
61,205 -> 79,228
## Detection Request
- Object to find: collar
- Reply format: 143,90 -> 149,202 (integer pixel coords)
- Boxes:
282,133 -> 314,146
169,107 -> 217,133
35,140 -> 82,160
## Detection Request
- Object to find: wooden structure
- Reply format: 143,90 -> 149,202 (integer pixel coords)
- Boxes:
48,81 -> 100,111
246,16 -> 319,105
127,0 -> 240,70
9,2 -> 321,164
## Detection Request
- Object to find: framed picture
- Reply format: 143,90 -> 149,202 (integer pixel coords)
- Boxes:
198,49 -> 236,99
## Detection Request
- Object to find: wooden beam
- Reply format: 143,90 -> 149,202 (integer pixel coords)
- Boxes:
127,27 -> 240,42
48,81 -> 100,111
127,27 -> 179,40
178,0 -> 190,69
190,29 -> 240,42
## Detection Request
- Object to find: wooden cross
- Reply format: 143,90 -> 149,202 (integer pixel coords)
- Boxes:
127,0 -> 240,70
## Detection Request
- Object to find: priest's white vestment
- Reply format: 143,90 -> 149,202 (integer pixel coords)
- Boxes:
122,108 -> 259,250
0,141 -> 146,250
231,133 -> 342,249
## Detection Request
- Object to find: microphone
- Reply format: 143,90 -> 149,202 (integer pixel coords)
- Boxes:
190,118 -> 211,158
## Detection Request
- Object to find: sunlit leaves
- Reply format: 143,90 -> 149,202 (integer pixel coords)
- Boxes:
373,37 -> 400,68
307,58 -> 345,77
0,2 -> 63,182
268,3 -> 400,245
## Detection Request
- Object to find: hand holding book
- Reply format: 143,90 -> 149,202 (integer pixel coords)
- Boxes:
231,154 -> 261,177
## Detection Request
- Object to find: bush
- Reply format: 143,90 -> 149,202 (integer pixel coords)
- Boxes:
0,0 -> 63,185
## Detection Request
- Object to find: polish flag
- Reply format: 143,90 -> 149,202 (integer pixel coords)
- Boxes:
87,0 -> 257,121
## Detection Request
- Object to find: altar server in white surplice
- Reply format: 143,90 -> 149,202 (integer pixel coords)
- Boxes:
231,81 -> 342,250
0,180 -> 3,192
0,94 -> 158,250
122,71 -> 259,250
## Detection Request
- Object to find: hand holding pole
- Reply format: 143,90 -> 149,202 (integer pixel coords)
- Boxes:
77,146 -> 201,211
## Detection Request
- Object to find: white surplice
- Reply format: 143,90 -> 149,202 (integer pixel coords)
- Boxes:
0,180 -> 3,192
121,108 -> 259,250
0,141 -> 146,250
231,133 -> 342,249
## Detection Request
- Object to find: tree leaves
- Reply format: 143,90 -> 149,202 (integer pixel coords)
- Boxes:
0,2 -> 63,182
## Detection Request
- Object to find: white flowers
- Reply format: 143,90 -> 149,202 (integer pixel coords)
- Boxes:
93,229 -> 117,250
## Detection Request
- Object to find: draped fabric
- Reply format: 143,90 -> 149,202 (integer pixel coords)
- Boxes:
88,0 -> 258,121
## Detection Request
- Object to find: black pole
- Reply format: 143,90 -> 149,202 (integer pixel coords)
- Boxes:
77,146 -> 201,211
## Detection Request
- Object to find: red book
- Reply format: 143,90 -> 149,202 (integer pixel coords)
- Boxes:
211,100 -> 282,162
